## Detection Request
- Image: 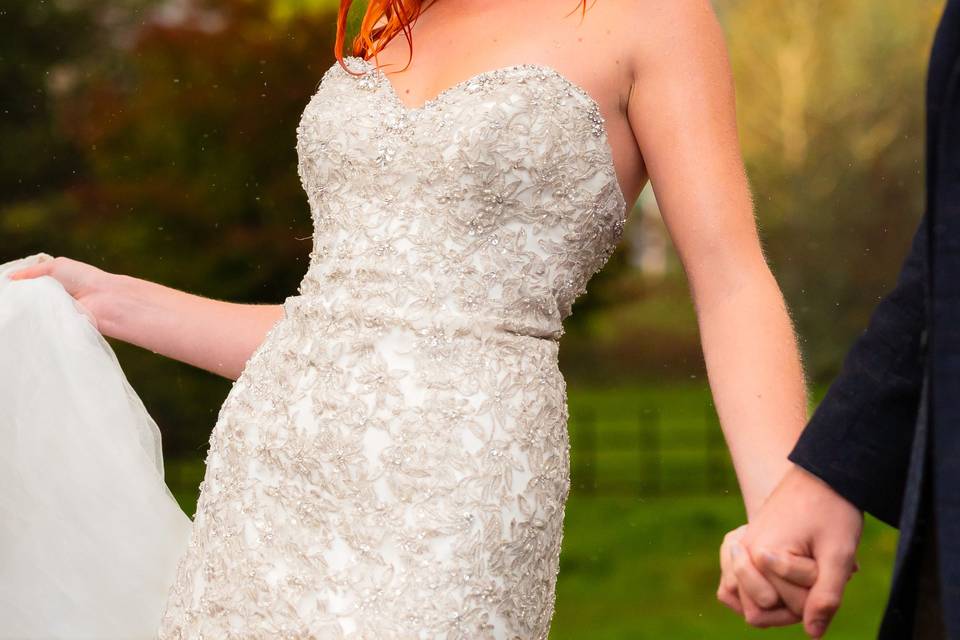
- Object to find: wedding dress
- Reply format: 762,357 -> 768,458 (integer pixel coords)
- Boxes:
2,54 -> 628,639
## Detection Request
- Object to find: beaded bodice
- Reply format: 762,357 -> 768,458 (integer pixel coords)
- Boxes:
158,54 -> 630,639
292,56 -> 628,340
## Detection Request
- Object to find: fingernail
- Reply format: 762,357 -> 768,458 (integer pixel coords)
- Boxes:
762,550 -> 780,564
731,542 -> 743,557
809,619 -> 826,637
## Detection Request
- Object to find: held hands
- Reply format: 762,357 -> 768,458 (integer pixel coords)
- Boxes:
717,464 -> 864,639
6,255 -> 113,332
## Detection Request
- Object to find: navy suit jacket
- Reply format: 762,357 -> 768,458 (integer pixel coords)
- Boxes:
788,1 -> 960,637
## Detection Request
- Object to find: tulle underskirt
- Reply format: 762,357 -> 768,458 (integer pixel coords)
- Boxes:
0,253 -> 192,639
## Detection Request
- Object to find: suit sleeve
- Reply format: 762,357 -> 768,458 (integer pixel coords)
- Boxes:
788,214 -> 929,528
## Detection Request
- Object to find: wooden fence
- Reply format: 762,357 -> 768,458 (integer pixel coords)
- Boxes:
568,402 -> 738,497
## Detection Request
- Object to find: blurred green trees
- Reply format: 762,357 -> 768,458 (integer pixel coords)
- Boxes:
564,0 -> 941,382
0,0 -> 944,452
725,0 -> 942,378
3,0 -> 340,452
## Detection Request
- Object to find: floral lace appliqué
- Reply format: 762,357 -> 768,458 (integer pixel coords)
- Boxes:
157,55 -> 628,640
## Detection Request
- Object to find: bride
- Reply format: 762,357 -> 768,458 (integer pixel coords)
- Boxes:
1,0 -> 809,637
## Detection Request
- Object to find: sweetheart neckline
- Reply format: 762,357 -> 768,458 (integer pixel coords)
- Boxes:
340,56 -> 629,214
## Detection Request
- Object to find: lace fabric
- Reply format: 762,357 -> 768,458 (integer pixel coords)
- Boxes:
152,54 -> 629,639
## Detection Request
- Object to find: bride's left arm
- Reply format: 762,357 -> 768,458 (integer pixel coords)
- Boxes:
624,0 -> 808,519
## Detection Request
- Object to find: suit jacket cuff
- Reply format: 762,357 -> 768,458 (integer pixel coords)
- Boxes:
788,418 -> 905,527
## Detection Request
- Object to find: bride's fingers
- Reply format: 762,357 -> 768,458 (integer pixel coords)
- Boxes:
731,542 -> 780,609
739,584 -> 802,628
763,570 -> 811,618
717,551 -> 744,615
719,557 -> 808,621
718,526 -> 753,615
756,549 -> 818,588
7,263 -> 53,280
719,538 -> 801,627
743,602 -> 803,628
716,582 -> 744,615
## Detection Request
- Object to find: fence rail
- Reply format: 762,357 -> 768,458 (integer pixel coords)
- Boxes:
568,402 -> 738,497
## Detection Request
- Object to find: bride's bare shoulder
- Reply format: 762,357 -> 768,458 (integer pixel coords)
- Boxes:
605,0 -> 722,29
600,0 -> 729,71
608,0 -> 723,57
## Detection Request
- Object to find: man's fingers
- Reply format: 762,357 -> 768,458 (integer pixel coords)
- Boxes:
804,547 -> 856,639
731,542 -> 780,609
756,549 -> 818,588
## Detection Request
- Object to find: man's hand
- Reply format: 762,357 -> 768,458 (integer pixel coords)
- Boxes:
718,463 -> 864,639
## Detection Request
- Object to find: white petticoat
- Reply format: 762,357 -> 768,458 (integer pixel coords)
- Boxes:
0,253 -> 192,639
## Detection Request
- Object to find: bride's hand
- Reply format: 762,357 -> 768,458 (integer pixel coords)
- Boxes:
7,256 -> 114,331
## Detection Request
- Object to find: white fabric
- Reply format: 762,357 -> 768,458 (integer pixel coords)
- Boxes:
157,56 -> 627,638
0,252 -> 192,639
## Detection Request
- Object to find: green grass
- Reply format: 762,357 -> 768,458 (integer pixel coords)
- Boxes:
552,495 -> 896,639
564,383 -> 834,495
163,382 -> 898,638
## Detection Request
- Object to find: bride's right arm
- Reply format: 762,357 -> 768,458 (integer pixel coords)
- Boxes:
7,256 -> 284,380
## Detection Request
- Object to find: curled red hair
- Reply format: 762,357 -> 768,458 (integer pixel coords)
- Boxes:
334,1 -> 593,76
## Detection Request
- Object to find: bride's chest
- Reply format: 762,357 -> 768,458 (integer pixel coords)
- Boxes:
304,61 -> 612,183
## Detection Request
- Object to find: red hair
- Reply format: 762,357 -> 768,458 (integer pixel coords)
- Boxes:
334,1 -> 593,76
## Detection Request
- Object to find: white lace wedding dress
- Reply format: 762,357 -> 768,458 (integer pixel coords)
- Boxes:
1,55 -> 627,639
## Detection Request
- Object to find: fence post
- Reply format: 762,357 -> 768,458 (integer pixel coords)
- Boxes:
577,407 -> 597,495
638,407 -> 661,497
705,402 -> 727,492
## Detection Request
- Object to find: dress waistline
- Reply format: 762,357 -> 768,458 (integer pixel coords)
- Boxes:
281,294 -> 562,343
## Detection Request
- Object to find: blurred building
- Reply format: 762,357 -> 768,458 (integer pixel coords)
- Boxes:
624,185 -> 669,279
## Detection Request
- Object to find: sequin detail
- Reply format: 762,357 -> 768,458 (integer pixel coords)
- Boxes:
157,54 -> 629,639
